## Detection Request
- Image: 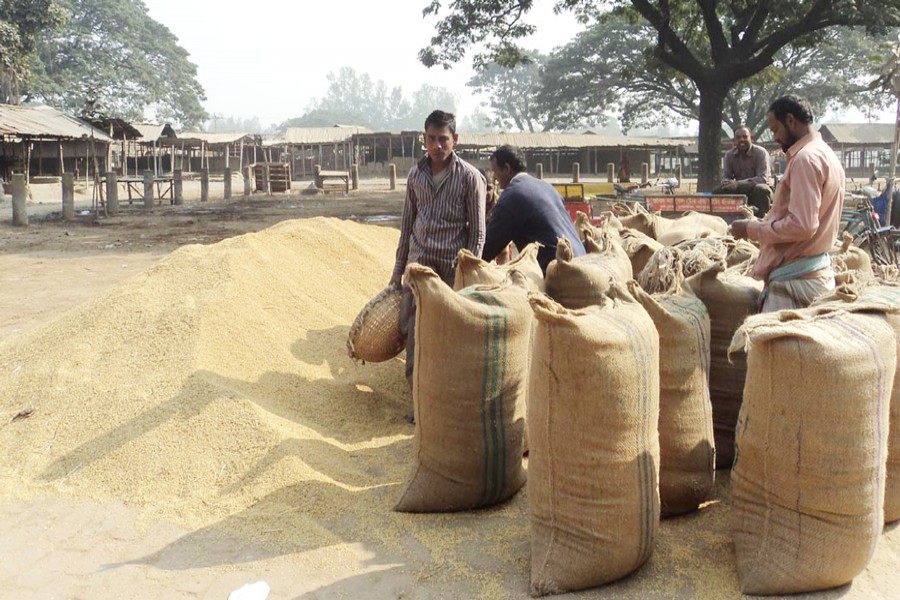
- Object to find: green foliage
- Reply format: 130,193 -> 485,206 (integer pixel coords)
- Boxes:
287,67 -> 457,132
421,0 -> 900,188
540,16 -> 896,136
467,51 -> 561,132
28,0 -> 207,127
0,0 -> 65,103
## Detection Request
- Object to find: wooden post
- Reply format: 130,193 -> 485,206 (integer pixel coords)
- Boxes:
25,143 -> 32,186
201,168 -> 209,202
243,166 -> 251,197
676,165 -> 683,186
62,173 -> 75,221
641,162 -> 650,184
223,166 -> 232,199
389,163 -> 396,190
352,164 -> 359,190
572,162 -> 580,183
173,170 -> 183,205
314,164 -> 322,188
143,170 -> 154,209
106,172 -> 119,216
536,163 -> 544,180
225,144 -> 230,169
607,162 -> 615,183
59,143 -> 64,176
263,164 -> 271,195
12,173 -> 27,226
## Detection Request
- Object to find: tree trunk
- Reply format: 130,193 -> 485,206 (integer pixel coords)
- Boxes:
696,85 -> 729,191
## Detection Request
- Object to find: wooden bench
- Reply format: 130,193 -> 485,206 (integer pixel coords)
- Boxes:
316,170 -> 350,193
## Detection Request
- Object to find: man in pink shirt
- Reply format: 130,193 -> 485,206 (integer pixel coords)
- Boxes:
731,95 -> 844,312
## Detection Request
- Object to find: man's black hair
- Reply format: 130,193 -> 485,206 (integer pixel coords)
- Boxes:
424,110 -> 456,134
769,95 -> 814,126
491,144 -> 527,174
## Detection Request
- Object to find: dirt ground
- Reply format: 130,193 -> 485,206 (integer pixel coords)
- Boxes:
3,180 -> 900,600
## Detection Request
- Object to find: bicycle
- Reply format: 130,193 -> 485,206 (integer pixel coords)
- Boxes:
840,197 -> 900,266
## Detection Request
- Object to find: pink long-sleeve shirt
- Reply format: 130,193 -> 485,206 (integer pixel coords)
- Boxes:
746,131 -> 844,281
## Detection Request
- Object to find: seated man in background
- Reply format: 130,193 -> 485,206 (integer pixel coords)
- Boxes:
481,145 -> 585,274
713,126 -> 774,216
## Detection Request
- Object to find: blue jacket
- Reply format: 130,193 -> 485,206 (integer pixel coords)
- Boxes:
482,173 -> 586,273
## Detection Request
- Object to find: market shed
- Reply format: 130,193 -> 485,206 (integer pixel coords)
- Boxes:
453,132 -> 697,178
268,126 -> 371,179
0,104 -> 114,183
819,123 -> 896,177
175,131 -> 257,173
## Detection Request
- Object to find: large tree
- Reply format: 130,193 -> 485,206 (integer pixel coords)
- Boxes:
0,0 -> 65,103
538,16 -> 895,139
28,0 -> 207,127
467,51 -> 553,131
420,0 -> 900,190
299,67 -> 457,131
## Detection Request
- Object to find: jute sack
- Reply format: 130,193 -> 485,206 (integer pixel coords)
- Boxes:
346,283 -> 404,362
684,264 -> 762,469
620,228 -> 664,275
830,233 -> 875,285
656,212 -> 727,247
528,284 -> 660,595
812,281 -> 900,524
454,243 -> 545,292
628,281 -> 715,516
394,264 -> 531,512
725,238 -> 759,267
729,309 -> 894,595
545,236 -> 634,309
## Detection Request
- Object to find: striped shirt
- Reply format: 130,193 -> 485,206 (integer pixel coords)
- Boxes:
392,152 -> 486,284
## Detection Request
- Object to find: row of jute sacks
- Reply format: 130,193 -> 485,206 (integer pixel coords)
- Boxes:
347,208 -> 892,596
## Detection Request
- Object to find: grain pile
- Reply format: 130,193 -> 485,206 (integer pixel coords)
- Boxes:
2,216 -> 899,599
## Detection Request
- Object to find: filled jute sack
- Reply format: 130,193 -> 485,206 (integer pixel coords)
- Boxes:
684,264 -> 762,469
637,247 -> 685,295
574,210 -> 619,244
628,282 -> 715,516
527,284 -> 660,596
346,283 -> 404,363
729,309 -> 894,595
812,281 -> 900,524
545,236 -> 633,309
394,264 -> 531,512
725,237 -> 759,267
673,237 -> 729,277
620,228 -> 664,275
830,233 -> 875,285
656,212 -> 728,247
454,243 -> 545,292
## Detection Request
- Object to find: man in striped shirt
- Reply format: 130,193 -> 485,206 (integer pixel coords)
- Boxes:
391,110 -> 487,388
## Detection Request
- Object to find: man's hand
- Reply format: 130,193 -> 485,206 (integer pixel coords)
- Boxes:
721,180 -> 738,192
730,219 -> 750,240
389,273 -> 402,288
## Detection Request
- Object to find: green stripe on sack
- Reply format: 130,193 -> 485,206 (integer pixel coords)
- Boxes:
609,311 -> 655,564
469,291 -> 508,505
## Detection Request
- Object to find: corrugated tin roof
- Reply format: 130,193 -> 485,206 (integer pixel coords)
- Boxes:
134,123 -> 177,142
0,104 -> 113,141
819,123 -> 895,145
454,132 -> 692,150
177,131 -> 255,145
280,126 -> 372,144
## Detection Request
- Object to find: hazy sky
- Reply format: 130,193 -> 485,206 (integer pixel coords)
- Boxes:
142,0 -> 582,128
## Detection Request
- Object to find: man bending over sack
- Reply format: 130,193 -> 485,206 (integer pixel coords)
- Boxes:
481,144 -> 585,274
731,95 -> 843,312
390,109 -> 486,384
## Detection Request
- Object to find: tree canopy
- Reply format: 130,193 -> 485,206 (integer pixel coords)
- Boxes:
422,0 -> 900,189
538,16 -> 895,138
467,51 -> 553,132
27,0 -> 207,127
285,67 -> 457,132
0,0 -> 65,103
